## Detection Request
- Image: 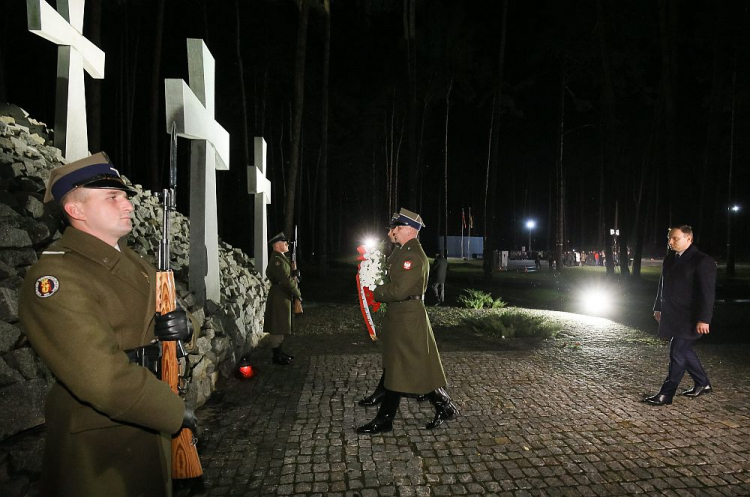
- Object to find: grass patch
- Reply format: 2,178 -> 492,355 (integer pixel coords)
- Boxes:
458,289 -> 507,309
462,309 -> 562,339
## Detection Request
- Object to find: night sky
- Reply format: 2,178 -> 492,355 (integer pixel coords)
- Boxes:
2,0 -> 748,261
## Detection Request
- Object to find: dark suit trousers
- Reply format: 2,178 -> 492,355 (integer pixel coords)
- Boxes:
659,337 -> 709,397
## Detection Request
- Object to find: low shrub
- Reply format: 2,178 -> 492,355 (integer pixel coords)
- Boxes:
462,310 -> 561,339
459,289 -> 507,309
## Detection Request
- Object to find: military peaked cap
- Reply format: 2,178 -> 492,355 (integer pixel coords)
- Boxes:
44,152 -> 137,203
390,208 -> 425,231
268,232 -> 288,245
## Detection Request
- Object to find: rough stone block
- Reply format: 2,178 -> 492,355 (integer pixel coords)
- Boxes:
0,379 -> 49,439
0,248 -> 37,268
0,226 -> 32,248
0,355 -> 23,387
4,348 -> 44,380
0,287 -> 19,322
0,320 -> 22,353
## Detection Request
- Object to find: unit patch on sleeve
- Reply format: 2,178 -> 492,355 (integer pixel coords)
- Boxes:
35,276 -> 60,298
403,261 -> 412,270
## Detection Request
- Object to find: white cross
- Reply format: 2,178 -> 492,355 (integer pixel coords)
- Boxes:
247,137 -> 272,278
164,39 -> 230,304
27,0 -> 105,161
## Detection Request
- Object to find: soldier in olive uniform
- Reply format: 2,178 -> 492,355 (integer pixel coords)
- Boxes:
263,232 -> 301,365
357,208 -> 459,434
19,153 -> 196,497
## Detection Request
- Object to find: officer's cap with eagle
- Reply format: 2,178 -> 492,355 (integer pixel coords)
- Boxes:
44,152 -> 137,204
389,208 -> 425,231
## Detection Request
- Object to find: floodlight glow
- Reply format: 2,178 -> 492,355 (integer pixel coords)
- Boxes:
580,287 -> 613,316
526,220 -> 536,229
363,237 -> 377,250
731,205 -> 740,212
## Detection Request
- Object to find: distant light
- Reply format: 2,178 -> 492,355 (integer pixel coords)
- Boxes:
730,205 -> 740,212
526,220 -> 536,229
579,286 -> 612,316
363,237 -> 377,250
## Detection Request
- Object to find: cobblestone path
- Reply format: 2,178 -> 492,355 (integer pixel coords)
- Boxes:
175,303 -> 750,497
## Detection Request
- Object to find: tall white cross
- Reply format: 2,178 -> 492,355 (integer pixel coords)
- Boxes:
165,39 -> 230,305
247,137 -> 272,278
26,0 -> 105,161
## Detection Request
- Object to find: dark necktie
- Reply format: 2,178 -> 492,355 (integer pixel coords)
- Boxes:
675,253 -> 680,261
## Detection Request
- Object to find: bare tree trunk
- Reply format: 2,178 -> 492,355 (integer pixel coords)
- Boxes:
0,14 -> 6,102
726,48 -> 737,276
483,96 -> 495,257
631,88 -> 663,278
404,0 -> 418,208
148,0 -> 166,190
84,0 -> 102,153
597,0 -> 618,276
483,0 -> 508,279
317,0 -> 331,275
416,88 -> 433,213
443,77 -> 453,256
120,7 -> 140,174
284,0 -> 310,237
555,54 -> 566,272
658,0 -> 680,228
235,0 -> 250,167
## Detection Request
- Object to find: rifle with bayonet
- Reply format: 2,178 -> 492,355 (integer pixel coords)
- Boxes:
157,122 -> 203,478
291,225 -> 303,315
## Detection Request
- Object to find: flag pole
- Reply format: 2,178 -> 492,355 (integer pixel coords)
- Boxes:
461,208 -> 465,259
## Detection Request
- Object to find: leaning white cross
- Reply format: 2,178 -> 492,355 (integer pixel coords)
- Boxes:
247,137 -> 272,278
165,39 -> 230,305
26,0 -> 104,161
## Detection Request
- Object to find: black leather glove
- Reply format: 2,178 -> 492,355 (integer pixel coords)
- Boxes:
155,308 -> 192,342
181,406 -> 198,434
292,269 -> 301,280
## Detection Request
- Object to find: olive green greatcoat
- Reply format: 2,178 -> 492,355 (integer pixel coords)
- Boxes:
19,227 -> 185,497
263,250 -> 301,335
373,237 -> 447,394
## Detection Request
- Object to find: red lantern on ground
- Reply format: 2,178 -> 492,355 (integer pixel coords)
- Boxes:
237,356 -> 254,378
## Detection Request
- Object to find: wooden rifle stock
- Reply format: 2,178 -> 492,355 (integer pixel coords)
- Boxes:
157,270 -> 203,478
291,227 -> 303,315
291,260 -> 303,315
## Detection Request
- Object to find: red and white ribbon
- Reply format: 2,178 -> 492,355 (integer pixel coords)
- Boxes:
356,272 -> 378,341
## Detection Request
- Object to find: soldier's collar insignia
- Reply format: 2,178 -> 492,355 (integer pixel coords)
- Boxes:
403,261 -> 412,270
35,276 -> 60,298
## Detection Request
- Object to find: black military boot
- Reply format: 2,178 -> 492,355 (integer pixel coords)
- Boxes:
278,348 -> 294,361
426,387 -> 459,429
272,347 -> 292,365
357,390 -> 401,434
358,372 -> 386,406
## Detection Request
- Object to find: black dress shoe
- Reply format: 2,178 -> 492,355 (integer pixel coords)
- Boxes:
682,385 -> 712,397
643,394 -> 672,406
356,417 -> 393,434
358,389 -> 385,407
426,402 -> 459,429
272,355 -> 292,365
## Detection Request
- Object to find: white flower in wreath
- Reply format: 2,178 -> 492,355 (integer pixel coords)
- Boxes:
359,249 -> 386,288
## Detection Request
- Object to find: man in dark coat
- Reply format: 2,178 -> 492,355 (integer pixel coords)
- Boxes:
263,232 -> 301,365
431,253 -> 448,305
644,225 -> 717,406
19,153 -> 195,497
357,208 -> 458,434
